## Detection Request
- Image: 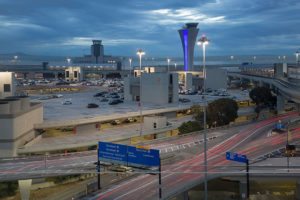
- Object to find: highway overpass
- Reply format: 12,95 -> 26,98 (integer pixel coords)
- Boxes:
1,113 -> 299,200
228,67 -> 300,112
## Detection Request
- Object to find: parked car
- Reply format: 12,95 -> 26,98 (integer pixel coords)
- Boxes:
123,118 -> 136,123
62,99 -> 72,105
110,94 -> 120,99
87,103 -> 99,108
100,98 -> 109,102
109,99 -> 123,105
94,91 -> 108,97
179,98 -> 191,103
110,120 -> 121,125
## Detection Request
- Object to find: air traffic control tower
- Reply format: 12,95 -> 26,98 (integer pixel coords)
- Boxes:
178,23 -> 199,71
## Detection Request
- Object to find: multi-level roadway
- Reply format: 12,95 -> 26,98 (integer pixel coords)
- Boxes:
0,112 -> 299,199
87,112 -> 300,200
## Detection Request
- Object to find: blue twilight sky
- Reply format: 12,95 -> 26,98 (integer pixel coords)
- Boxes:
0,0 -> 299,57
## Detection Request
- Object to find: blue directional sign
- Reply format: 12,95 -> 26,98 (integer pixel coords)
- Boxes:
98,141 -> 160,167
226,152 -> 248,163
98,142 -> 127,164
127,146 -> 160,167
276,123 -> 284,130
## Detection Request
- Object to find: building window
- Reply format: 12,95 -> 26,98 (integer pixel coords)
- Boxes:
4,84 -> 11,92
66,71 -> 70,78
74,71 -> 78,78
153,122 -> 157,129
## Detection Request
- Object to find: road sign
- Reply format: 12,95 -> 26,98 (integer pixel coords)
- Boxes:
98,142 -> 160,167
98,142 -> 127,164
127,146 -> 160,167
226,152 -> 248,163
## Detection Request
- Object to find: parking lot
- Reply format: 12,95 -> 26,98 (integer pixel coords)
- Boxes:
31,87 -> 250,122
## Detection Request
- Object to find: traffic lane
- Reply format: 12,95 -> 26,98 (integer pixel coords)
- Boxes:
93,112 -> 298,199
93,128 -> 254,199
1,113 -> 297,182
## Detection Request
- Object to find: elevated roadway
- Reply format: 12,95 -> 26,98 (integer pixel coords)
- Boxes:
228,72 -> 300,104
81,112 -> 300,199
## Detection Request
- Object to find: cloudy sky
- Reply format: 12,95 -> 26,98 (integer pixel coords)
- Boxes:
0,0 -> 299,57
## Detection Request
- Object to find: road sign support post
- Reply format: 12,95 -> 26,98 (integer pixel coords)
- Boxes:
246,159 -> 249,199
226,152 -> 249,199
97,148 -> 101,190
159,157 -> 162,200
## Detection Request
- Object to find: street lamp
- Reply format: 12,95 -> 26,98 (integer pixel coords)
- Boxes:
197,34 -> 209,200
283,55 -> 286,62
167,58 -> 171,72
137,49 -> 145,137
66,58 -> 71,65
129,58 -> 132,76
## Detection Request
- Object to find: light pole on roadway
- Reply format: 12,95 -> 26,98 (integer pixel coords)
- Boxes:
129,58 -> 132,76
167,58 -> 171,73
197,34 -> 209,200
137,49 -> 145,137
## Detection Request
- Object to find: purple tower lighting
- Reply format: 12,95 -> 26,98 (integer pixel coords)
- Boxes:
178,23 -> 199,71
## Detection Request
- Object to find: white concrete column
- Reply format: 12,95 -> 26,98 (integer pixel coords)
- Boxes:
239,181 -> 247,200
18,179 -> 32,200
277,95 -> 285,113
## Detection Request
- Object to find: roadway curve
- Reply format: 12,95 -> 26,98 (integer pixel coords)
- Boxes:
88,112 -> 300,200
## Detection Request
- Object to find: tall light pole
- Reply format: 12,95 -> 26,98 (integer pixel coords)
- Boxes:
167,58 -> 171,72
174,63 -> 177,71
137,49 -> 145,137
197,34 -> 209,200
129,58 -> 132,76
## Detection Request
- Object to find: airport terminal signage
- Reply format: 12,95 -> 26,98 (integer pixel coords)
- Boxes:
226,152 -> 248,163
98,141 -> 160,166
127,146 -> 160,166
98,142 -> 127,164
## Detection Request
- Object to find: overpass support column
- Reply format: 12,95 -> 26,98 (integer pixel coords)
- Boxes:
18,179 -> 32,200
296,181 -> 300,200
277,95 -> 285,114
176,191 -> 189,200
296,103 -> 300,113
239,181 -> 247,200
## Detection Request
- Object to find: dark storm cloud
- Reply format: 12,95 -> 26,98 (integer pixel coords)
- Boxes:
0,0 -> 299,56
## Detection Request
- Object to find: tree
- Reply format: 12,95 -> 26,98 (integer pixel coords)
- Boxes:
190,105 -> 203,121
206,98 -> 238,127
249,87 -> 277,115
178,121 -> 202,135
249,86 -> 274,106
